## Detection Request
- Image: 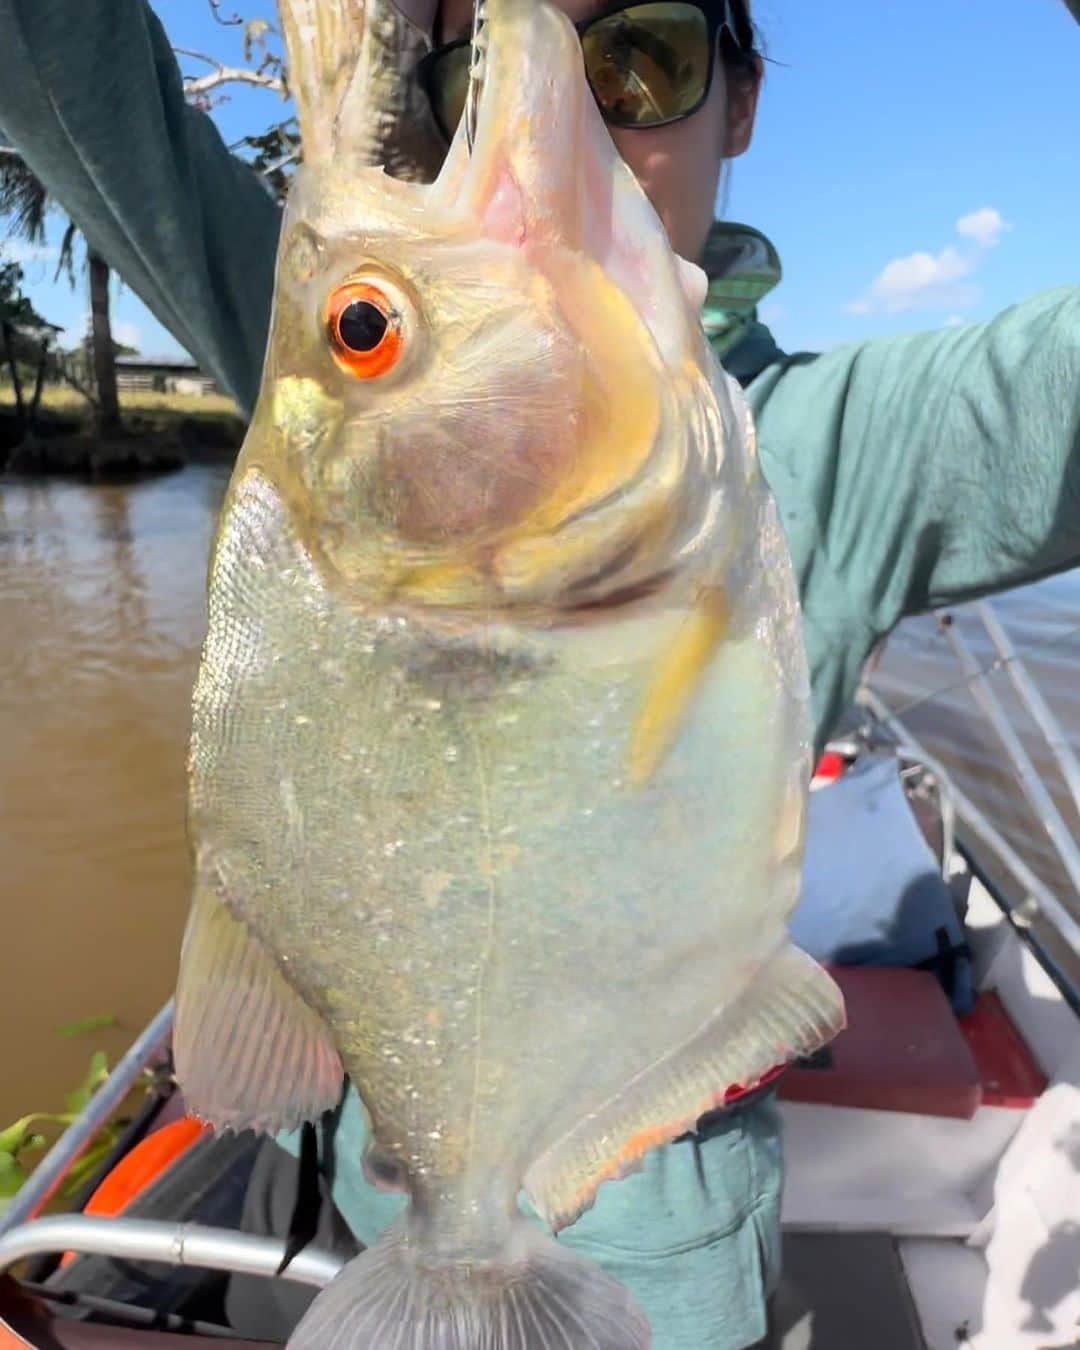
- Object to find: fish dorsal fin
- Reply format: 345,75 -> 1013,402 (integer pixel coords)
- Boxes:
277,0 -> 442,179
524,944 -> 844,1231
175,878 -> 344,1133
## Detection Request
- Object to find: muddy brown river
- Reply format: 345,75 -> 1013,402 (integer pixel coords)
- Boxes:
1,465 -> 229,1127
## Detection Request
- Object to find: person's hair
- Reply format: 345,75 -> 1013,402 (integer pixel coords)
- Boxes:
720,0 -> 761,84
715,0 -> 760,218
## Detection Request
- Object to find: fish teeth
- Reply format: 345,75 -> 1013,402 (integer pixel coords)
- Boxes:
464,0 -> 489,152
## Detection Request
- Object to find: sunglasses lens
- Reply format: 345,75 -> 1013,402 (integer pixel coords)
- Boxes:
583,3 -> 710,127
427,45 -> 472,141
426,3 -> 713,141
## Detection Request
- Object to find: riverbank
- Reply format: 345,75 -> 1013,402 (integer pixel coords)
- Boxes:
0,384 -> 244,476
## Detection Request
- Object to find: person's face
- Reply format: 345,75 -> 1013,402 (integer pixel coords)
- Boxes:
435,0 -> 760,261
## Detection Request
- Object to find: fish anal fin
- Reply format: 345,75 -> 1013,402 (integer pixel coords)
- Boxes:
174,880 -> 343,1134
525,944 -> 844,1231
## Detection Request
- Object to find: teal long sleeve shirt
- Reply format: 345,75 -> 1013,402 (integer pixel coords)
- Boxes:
3,4 -> 1077,1348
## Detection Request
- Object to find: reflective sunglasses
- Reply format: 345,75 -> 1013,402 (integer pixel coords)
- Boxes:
418,1 -> 753,142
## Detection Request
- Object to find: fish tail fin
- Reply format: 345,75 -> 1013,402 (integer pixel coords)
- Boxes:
288,1220 -> 650,1349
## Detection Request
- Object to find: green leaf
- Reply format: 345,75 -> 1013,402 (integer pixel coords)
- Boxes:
64,1051 -> 110,1115
62,1131 -> 120,1196
0,1051 -> 124,1206
54,1014 -> 120,1039
0,1150 -> 29,1200
0,1114 -> 44,1156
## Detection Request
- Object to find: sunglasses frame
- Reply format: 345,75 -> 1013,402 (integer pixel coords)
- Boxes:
417,0 -> 751,143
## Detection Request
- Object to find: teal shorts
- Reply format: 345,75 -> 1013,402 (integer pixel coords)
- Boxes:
280,1090 -> 782,1350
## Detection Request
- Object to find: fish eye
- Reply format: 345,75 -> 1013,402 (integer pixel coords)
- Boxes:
325,279 -> 406,380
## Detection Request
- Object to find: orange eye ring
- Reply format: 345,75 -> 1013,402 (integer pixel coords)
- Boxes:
325,281 -> 405,380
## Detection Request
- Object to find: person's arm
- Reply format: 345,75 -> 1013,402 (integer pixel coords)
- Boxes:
0,0 -> 282,414
750,286 -> 1080,639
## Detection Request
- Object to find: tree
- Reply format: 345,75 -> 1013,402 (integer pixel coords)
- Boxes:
177,6 -> 300,202
1,258 -> 36,411
0,259 -> 62,441
87,250 -> 119,430
0,148 -> 121,431
1,0 -> 295,442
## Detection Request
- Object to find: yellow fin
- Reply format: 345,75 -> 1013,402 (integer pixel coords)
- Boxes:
629,588 -> 729,785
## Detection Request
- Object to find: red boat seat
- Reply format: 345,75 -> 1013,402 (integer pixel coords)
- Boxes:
778,966 -> 983,1119
957,990 -> 1047,1108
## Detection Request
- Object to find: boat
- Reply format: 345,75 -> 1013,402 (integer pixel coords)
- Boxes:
1,595 -> 1077,1349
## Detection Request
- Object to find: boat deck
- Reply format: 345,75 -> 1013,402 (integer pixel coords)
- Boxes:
762,1234 -> 927,1349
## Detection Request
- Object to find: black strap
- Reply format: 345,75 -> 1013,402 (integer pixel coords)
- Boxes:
276,1079 -> 352,1274
914,925 -> 972,1002
276,1120 -> 322,1275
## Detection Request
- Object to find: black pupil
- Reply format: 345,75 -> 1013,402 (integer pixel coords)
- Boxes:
338,300 -> 389,352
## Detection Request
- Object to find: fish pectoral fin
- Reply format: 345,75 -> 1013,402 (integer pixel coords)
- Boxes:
629,587 -> 730,785
174,881 -> 343,1133
524,944 -> 844,1232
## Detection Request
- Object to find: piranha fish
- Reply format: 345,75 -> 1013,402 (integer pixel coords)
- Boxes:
174,0 -> 845,1345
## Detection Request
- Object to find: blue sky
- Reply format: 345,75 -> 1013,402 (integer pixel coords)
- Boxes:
3,0 -> 1077,362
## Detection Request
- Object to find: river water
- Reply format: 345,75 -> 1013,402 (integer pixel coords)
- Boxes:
2,465 -> 1078,1127
1,466 -> 229,1126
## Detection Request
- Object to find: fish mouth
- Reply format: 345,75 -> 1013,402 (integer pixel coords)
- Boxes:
417,0 -> 711,608
424,0 -> 589,257
468,0 -> 584,151
431,0 -> 704,379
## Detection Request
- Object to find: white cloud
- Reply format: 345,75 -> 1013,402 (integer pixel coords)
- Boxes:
759,302 -> 786,327
55,315 -> 142,352
113,320 -> 142,351
945,315 -> 965,328
849,246 -> 975,316
0,239 -> 59,265
956,207 -> 1010,248
848,206 -> 1012,318
57,311 -> 90,351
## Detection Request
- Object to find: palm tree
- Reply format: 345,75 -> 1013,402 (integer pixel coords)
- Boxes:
85,251 -> 120,431
1,256 -> 59,410
0,143 -> 120,432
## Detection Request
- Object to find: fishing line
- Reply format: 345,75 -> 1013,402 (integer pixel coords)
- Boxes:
869,613 -> 1080,724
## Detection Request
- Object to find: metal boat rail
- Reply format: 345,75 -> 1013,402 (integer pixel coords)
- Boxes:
0,1214 -> 342,1288
0,999 -> 344,1329
862,595 -> 1080,962
0,1002 -> 175,1238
